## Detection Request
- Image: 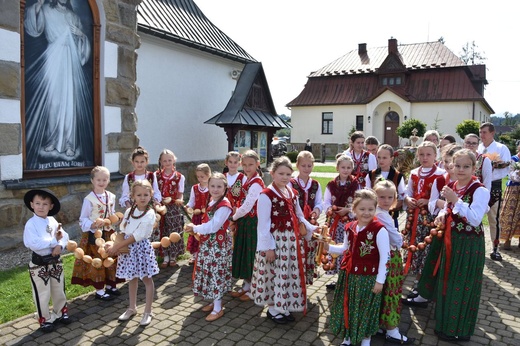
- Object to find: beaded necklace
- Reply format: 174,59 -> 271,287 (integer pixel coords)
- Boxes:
93,191 -> 108,205
128,204 -> 151,220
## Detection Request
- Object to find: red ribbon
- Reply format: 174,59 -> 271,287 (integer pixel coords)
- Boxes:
433,210 -> 453,296
340,222 -> 358,329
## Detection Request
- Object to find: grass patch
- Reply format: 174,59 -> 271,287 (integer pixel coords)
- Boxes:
310,165 -> 337,173
0,254 -> 92,324
314,176 -> 333,195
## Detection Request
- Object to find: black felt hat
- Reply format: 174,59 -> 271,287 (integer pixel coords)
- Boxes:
23,189 -> 61,216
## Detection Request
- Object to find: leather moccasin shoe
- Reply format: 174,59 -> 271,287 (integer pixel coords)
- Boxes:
205,310 -> 224,322
201,303 -> 214,312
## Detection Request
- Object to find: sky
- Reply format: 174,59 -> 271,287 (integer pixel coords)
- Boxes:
195,0 -> 520,117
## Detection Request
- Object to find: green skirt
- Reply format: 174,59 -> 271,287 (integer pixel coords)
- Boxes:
330,270 -> 382,344
380,249 -> 404,328
433,230 -> 485,337
232,216 -> 257,280
417,236 -> 443,300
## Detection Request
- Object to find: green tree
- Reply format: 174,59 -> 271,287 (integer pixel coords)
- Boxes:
455,119 -> 480,139
460,41 -> 486,65
396,119 -> 427,138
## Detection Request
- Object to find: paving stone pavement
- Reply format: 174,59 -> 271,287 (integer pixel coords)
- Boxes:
1,234 -> 519,346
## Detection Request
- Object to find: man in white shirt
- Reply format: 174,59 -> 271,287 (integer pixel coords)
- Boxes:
477,122 -> 511,260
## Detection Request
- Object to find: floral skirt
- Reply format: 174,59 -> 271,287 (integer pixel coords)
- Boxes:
153,204 -> 185,259
380,249 -> 404,328
403,211 -> 434,275
116,238 -> 159,280
325,220 -> 347,275
193,232 -> 233,300
330,271 -> 382,344
71,230 -> 123,289
499,185 -> 520,240
304,237 -> 318,285
232,216 -> 257,280
250,229 -> 306,313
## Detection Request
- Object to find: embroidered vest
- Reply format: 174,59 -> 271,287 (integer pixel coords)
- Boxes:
200,199 -> 232,245
475,154 -> 489,184
326,176 -> 359,207
226,172 -> 244,209
410,169 -> 442,200
85,192 -> 116,222
193,184 -> 209,210
156,170 -> 182,198
345,220 -> 384,275
368,167 -> 403,189
239,175 -> 265,218
291,178 -> 319,217
262,188 -> 298,234
447,181 -> 484,236
351,150 -> 371,187
127,171 -> 155,189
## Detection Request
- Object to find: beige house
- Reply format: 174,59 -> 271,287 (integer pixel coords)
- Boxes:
288,38 -> 494,148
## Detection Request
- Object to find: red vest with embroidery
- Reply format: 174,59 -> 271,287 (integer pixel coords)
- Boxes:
475,154 -> 488,184
239,175 -> 265,218
262,188 -> 298,234
291,178 -> 319,217
225,172 -> 244,209
326,176 -> 359,208
350,150 -> 371,186
156,170 -> 182,198
193,184 -> 209,210
345,220 -> 385,275
410,168 -> 442,200
128,171 -> 155,189
447,181 -> 484,236
200,199 -> 232,245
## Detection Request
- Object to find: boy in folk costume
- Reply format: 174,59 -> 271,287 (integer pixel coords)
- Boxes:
23,189 -> 70,333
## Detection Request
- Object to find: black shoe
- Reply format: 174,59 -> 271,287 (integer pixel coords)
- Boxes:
95,292 -> 115,301
40,322 -> 55,333
54,312 -> 71,325
284,312 -> 295,322
407,289 -> 419,299
401,297 -> 428,308
266,310 -> 287,324
386,335 -> 416,344
437,331 -> 470,342
326,282 -> 336,290
106,288 -> 121,296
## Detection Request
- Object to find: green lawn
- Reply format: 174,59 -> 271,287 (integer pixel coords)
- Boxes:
0,254 -> 92,324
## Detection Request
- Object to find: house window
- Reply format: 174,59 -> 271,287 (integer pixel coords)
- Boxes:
381,76 -> 403,86
322,112 -> 333,134
356,115 -> 363,131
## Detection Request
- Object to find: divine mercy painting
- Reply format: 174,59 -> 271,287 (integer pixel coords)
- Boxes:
24,0 -> 94,170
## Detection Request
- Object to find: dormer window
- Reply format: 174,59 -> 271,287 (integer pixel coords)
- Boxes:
382,76 -> 402,86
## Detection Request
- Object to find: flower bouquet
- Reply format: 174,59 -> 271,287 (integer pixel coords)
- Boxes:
484,152 -> 509,169
509,161 -> 520,182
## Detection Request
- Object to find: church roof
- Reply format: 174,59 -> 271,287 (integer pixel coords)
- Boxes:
138,0 -> 256,63
205,62 -> 290,129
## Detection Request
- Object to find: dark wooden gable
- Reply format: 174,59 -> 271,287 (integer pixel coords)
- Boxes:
377,53 -> 407,74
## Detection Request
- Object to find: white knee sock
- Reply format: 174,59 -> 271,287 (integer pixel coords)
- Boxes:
213,299 -> 222,312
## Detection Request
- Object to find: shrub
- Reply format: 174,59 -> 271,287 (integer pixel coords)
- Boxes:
286,151 -> 298,162
396,119 -> 427,139
455,119 -> 480,139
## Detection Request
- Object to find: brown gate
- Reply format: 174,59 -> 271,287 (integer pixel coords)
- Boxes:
384,111 -> 400,147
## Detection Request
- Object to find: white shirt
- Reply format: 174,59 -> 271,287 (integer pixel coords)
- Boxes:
438,182 -> 490,227
256,185 -> 315,251
232,176 -> 264,221
376,207 -> 403,249
193,199 -> 232,235
24,215 -> 69,256
288,176 -> 323,213
226,172 -> 242,188
478,140 -> 512,181
120,208 -> 155,242
328,223 -> 390,284
119,173 -> 162,207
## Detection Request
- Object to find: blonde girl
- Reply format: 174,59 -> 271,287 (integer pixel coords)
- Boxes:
325,189 -> 390,346
224,151 -> 244,209
107,180 -> 160,326
186,163 -> 211,263
154,149 -> 185,268
373,180 -> 414,345
403,141 -> 445,299
289,150 -> 323,285
322,155 -> 360,284
366,144 -> 406,227
251,156 -> 318,323
229,150 -> 265,300
186,172 -> 233,322
416,149 -> 488,342
343,131 -> 377,187
119,147 -> 161,208
72,166 -> 124,300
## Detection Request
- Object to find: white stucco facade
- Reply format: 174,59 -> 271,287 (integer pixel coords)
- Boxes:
291,89 -> 491,147
136,34 -> 245,163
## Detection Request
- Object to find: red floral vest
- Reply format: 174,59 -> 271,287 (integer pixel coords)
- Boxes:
262,188 -> 299,234
326,176 -> 359,208
200,199 -> 232,245
344,219 -> 385,275
238,175 -> 265,218
447,181 -> 484,237
156,170 -> 182,198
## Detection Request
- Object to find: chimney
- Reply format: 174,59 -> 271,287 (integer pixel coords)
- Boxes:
358,43 -> 367,55
388,38 -> 398,54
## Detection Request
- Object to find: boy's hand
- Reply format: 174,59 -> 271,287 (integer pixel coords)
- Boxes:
52,245 -> 62,257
